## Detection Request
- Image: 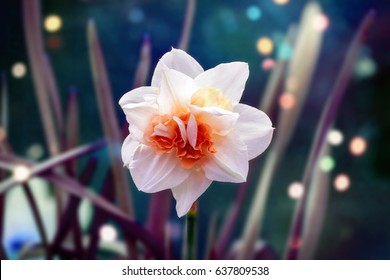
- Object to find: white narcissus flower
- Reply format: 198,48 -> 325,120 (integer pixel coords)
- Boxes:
119,48 -> 273,217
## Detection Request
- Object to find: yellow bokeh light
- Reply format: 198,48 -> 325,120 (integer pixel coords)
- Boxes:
349,136 -> 367,156
274,0 -> 290,5
11,62 -> 27,78
44,15 -> 63,33
12,165 -> 31,183
334,174 -> 350,192
256,37 -> 274,55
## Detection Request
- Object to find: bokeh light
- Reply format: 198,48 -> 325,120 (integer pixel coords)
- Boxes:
99,224 -> 118,242
261,58 -> 275,71
246,5 -> 262,21
334,174 -> 350,192
288,182 -> 304,199
313,13 -> 329,31
26,144 -> 44,160
128,7 -> 144,23
319,156 -> 335,172
12,165 -> 31,183
11,62 -> 27,79
44,15 -> 63,33
349,136 -> 367,156
327,129 -> 344,146
256,37 -> 274,55
355,56 -> 377,78
279,92 -> 296,109
274,0 -> 290,5
47,35 -> 63,50
277,43 -> 293,60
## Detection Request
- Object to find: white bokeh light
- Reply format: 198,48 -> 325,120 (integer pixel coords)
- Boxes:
99,224 -> 118,242
327,129 -> 344,146
11,62 -> 27,78
288,182 -> 304,199
12,165 -> 31,183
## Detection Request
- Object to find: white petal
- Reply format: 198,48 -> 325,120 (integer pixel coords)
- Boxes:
190,105 -> 239,135
130,145 -> 190,193
122,103 -> 158,143
234,103 -> 274,159
194,62 -> 249,103
158,69 -> 199,114
187,114 -> 197,148
118,86 -> 158,107
121,135 -> 139,167
171,170 -> 212,217
202,133 -> 248,183
151,48 -> 204,87
151,124 -> 172,138
173,116 -> 187,147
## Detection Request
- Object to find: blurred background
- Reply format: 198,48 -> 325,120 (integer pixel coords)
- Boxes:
0,0 -> 389,260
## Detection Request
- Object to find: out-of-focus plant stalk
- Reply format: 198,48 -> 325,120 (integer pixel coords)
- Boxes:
0,169 -> 7,260
146,190 -> 171,253
184,202 -> 198,260
85,170 -> 115,259
22,0 -> 60,156
214,180 -> 248,258
0,79 -> 9,259
43,173 -> 164,258
22,0 -> 66,220
0,75 -> 11,154
43,54 -> 64,139
51,158 -> 97,258
65,89 -> 79,176
132,35 -> 151,89
0,140 -> 105,194
22,183 -> 51,259
1,74 -> 8,136
284,10 -> 375,260
239,2 -> 324,259
298,144 -> 330,259
64,95 -> 83,258
204,214 -> 217,259
178,0 -> 196,51
87,20 -> 134,218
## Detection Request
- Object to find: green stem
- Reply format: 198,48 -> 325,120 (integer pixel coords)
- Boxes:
184,201 -> 198,260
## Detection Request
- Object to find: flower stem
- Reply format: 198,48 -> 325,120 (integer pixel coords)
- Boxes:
184,201 -> 198,260
22,183 -> 51,259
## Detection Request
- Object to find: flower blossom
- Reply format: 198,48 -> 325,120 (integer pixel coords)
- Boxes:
119,48 -> 273,217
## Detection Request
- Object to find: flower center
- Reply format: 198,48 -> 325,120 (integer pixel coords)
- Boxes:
148,113 -> 216,169
191,87 -> 233,111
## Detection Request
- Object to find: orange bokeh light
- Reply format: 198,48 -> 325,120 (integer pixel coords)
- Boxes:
279,93 -> 296,110
349,136 -> 367,156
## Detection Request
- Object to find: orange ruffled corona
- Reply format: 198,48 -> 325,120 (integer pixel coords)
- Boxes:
148,112 -> 216,169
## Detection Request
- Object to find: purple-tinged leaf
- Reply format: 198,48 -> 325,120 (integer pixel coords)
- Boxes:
178,0 -> 196,51
87,20 -> 134,218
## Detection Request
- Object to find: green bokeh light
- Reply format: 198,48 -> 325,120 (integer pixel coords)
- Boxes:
319,156 -> 335,172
